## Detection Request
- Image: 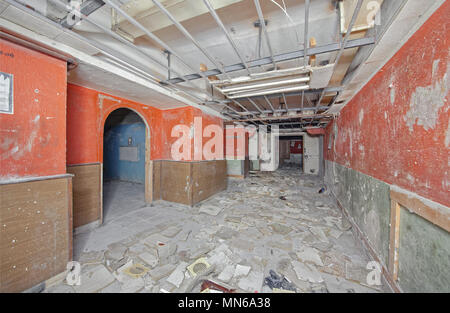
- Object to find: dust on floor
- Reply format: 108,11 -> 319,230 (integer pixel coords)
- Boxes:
44,168 -> 390,293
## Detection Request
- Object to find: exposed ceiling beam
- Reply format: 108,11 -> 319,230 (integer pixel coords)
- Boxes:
151,0 -> 231,80
61,0 -> 105,28
162,37 -> 375,84
316,0 -> 363,107
341,0 -> 408,86
203,0 -> 251,75
303,0 -> 310,67
238,113 -> 333,123
229,86 -> 342,102
253,0 -> 276,69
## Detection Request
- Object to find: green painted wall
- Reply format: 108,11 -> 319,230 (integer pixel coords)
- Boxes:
398,208 -> 450,292
325,160 -> 450,292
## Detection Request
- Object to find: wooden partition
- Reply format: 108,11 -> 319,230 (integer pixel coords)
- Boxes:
0,175 -> 72,292
152,160 -> 227,206
67,163 -> 102,228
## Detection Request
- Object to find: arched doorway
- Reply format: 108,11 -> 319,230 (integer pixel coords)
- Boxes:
102,108 -> 149,223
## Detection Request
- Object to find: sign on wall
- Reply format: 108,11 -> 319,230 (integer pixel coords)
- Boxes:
0,72 -> 13,114
119,146 -> 139,162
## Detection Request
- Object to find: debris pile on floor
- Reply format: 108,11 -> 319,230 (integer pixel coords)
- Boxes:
44,168 -> 386,293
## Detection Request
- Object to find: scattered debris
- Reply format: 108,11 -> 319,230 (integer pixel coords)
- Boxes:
187,258 -> 211,277
292,261 -> 324,283
201,280 -> 235,293
47,168 -> 384,294
199,206 -> 223,216
264,270 -> 297,292
295,246 -> 324,267
218,265 -> 235,283
167,262 -> 188,288
148,264 -> 176,281
238,271 -> 264,293
234,264 -> 251,278
74,265 -> 115,293
122,263 -> 149,278
138,252 -> 159,268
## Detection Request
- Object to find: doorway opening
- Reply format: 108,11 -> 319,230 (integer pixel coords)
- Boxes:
102,108 -> 149,223
279,136 -> 304,172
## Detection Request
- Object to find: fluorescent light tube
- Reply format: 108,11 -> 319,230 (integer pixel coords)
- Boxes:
222,77 -> 310,93
228,85 -> 310,99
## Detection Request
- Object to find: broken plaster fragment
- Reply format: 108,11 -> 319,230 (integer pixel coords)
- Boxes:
234,264 -> 251,278
292,261 -> 324,283
296,246 -> 324,267
166,262 -> 188,288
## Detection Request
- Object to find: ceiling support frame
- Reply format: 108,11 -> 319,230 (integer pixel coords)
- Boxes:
103,0 -> 214,88
203,0 -> 251,75
263,95 -> 275,112
162,37 -> 375,84
151,0 -> 231,80
50,0 -> 195,88
253,0 -> 277,69
104,0 -> 244,116
303,0 -> 310,67
316,0 -> 363,108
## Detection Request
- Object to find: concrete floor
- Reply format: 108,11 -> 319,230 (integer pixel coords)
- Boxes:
44,168 -> 389,293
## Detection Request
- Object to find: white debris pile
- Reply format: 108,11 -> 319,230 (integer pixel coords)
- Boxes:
45,167 -> 383,293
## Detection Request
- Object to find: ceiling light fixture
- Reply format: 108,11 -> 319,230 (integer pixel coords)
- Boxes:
221,77 -> 310,93
228,85 -> 310,99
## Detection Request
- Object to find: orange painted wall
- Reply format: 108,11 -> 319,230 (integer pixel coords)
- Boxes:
66,84 -> 224,164
324,2 -> 449,207
0,39 -> 67,180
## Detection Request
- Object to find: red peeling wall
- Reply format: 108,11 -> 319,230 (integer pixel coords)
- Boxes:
66,84 -> 224,164
0,39 -> 67,180
324,1 -> 449,207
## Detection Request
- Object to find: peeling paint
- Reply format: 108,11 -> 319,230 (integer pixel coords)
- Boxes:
404,67 -> 448,132
390,85 -> 396,104
445,121 -> 450,148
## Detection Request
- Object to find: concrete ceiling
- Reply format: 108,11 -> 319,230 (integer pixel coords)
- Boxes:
0,0 -> 446,123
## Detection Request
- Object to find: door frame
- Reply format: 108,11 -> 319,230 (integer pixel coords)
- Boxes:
101,107 -> 151,224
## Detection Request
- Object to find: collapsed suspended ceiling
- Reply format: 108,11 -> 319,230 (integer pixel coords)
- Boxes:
0,0 -> 444,128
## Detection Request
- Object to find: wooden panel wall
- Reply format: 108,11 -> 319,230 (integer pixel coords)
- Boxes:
151,160 -> 162,202
160,161 -> 192,205
192,160 -> 227,204
155,160 -> 227,206
0,177 -> 72,293
67,163 -> 102,228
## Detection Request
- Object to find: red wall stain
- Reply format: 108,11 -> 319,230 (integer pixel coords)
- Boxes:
324,2 -> 449,207
290,140 -> 303,154
66,84 -> 224,164
0,39 -> 67,179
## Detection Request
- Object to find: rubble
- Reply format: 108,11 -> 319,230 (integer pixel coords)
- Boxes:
46,168 -> 387,293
